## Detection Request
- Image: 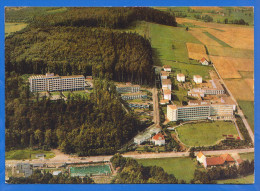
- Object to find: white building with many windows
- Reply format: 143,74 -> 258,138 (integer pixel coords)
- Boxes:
29,73 -> 85,92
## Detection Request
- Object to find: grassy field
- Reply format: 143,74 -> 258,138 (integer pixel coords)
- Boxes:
6,149 -> 55,160
217,174 -> 254,184
239,152 -> 254,161
137,157 -> 197,182
176,121 -> 238,146
5,22 -> 28,36
238,100 -> 254,131
127,22 -> 212,79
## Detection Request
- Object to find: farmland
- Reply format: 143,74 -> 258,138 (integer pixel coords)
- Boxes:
176,121 -> 238,146
186,42 -> 209,60
238,101 -> 254,131
137,157 -> 197,182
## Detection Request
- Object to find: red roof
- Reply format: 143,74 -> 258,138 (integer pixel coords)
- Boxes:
206,157 -> 225,166
200,57 -> 207,63
220,154 -> 235,162
152,133 -> 165,141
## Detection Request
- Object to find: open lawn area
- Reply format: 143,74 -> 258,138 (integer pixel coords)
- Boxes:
239,152 -> 254,161
217,174 -> 254,184
238,100 -> 254,132
176,121 -> 238,147
137,157 -> 197,182
6,149 -> 55,160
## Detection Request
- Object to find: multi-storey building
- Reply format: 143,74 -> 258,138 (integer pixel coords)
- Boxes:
161,79 -> 172,91
177,73 -> 185,82
167,96 -> 236,121
116,83 -> 140,93
160,71 -> 170,80
29,73 -> 85,92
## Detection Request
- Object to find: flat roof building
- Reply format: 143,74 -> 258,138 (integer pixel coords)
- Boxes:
116,83 -> 140,93
163,65 -> 172,72
29,73 -> 85,92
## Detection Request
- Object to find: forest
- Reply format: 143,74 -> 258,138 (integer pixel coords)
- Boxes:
6,73 -> 145,156
6,7 -> 177,29
5,26 -> 154,85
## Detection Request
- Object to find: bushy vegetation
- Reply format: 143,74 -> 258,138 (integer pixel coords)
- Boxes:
6,74 -> 144,156
7,170 -> 94,184
110,154 -> 181,183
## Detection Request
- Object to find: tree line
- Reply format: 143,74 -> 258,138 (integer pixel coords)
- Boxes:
29,7 -> 177,29
6,74 -> 146,156
6,26 -> 155,85
7,170 -> 95,184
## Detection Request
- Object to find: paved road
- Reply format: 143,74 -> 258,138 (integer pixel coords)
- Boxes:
152,87 -> 160,125
6,148 -> 254,167
212,64 -> 254,145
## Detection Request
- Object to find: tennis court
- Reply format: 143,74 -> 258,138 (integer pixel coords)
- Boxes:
70,165 -> 111,177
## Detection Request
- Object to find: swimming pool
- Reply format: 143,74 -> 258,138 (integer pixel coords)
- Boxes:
70,164 -> 111,177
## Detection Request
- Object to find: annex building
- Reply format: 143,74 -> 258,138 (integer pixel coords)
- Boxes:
29,73 -> 85,92
116,83 -> 140,93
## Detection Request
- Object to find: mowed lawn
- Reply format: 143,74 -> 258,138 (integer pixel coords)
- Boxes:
176,121 -> 238,146
6,149 -> 55,160
137,157 -> 197,182
238,100 -> 254,132
217,174 -> 254,184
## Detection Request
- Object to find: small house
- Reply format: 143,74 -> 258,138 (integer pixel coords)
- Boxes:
163,65 -> 172,72
200,57 -> 209,66
152,133 -> 165,146
177,73 -> 185,82
193,75 -> 202,84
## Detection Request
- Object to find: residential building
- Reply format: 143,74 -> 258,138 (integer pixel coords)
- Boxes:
177,73 -> 185,82
163,89 -> 171,101
160,71 -> 170,80
161,79 -> 172,91
163,65 -> 172,72
200,57 -> 209,66
29,73 -> 85,92
116,83 -> 140,93
167,105 -> 178,121
197,151 -> 206,164
152,133 -> 165,146
160,99 -> 169,105
193,75 -> 202,84
134,125 -> 161,145
121,92 -> 147,100
201,154 -> 235,168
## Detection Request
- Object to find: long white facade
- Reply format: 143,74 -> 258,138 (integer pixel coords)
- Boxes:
29,73 -> 85,92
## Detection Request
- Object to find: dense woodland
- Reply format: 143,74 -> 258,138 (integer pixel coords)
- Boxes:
6,27 -> 154,85
6,73 -> 144,155
110,154 -> 182,184
6,7 -> 177,29
7,170 -> 95,184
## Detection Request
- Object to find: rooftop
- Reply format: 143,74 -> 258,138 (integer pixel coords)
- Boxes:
200,57 -> 207,63
220,154 -> 235,162
152,133 -> 165,141
161,71 -> 170,76
206,156 -> 225,166
168,104 -> 177,110
163,65 -> 171,69
177,73 -> 185,77
197,151 -> 204,158
163,89 -> 171,94
162,79 -> 171,85
194,75 -> 202,79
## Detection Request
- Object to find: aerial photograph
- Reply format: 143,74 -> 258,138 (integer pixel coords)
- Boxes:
5,7 -> 254,184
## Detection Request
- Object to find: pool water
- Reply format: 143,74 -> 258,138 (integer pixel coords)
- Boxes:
70,164 -> 111,177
